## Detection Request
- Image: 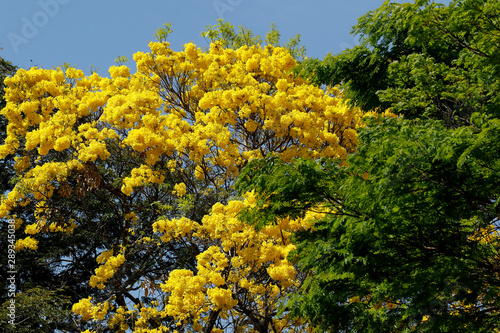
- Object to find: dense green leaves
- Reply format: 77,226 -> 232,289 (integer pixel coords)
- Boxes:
0,287 -> 73,333
235,156 -> 343,229
238,116 -> 500,332
237,1 -> 500,331
299,0 -> 500,126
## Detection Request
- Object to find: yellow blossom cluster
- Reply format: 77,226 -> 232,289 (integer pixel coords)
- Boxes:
72,297 -> 112,321
469,223 -> 500,245
24,220 -> 77,235
172,182 -> 187,197
149,192 -> 316,330
121,164 -> 165,196
77,192 -> 318,331
89,251 -> 126,289
107,305 -> 133,331
116,41 -> 363,190
0,40 -> 363,219
14,236 -> 39,251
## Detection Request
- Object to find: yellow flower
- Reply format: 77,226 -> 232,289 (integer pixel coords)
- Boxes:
90,253 -> 125,289
244,119 -> 259,132
24,223 -> 41,235
194,165 -> 205,180
207,287 -> 237,310
173,182 -> 187,197
14,237 -> 38,251
72,297 -> 93,321
109,65 -> 130,78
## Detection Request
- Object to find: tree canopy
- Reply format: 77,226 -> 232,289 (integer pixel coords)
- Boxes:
299,0 -> 500,126
0,23 -> 363,332
3,0 -> 500,332
237,116 -> 500,332
237,0 -> 500,331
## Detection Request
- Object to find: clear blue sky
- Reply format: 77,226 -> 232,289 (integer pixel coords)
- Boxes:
1,1 -> 399,75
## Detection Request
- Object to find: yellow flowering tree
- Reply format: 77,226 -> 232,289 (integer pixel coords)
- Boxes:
0,33 -> 364,331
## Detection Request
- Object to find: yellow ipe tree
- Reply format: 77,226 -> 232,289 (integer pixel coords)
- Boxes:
0,38 -> 364,332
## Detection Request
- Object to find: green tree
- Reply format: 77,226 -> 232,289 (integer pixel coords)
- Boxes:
299,0 -> 500,126
237,1 -> 500,331
237,116 -> 500,332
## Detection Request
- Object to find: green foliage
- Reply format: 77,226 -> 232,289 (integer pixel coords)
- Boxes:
89,64 -> 99,74
0,287 -> 73,332
202,19 -> 306,60
299,0 -> 500,126
60,62 -> 77,71
178,193 -> 195,215
202,19 -> 261,49
114,55 -> 129,65
238,116 -> 500,332
236,155 -> 343,229
154,22 -> 173,42
0,58 -> 16,103
265,22 -> 306,61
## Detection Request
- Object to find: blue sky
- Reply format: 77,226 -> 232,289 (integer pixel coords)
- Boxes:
2,1 -> 391,75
